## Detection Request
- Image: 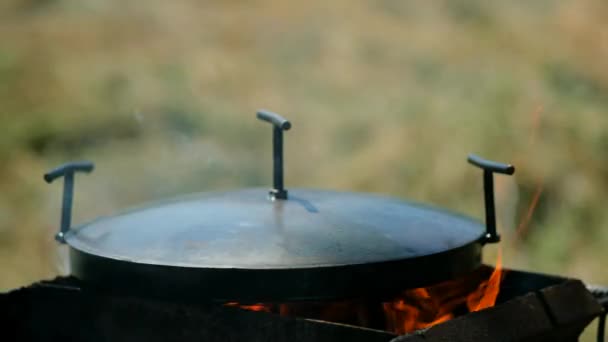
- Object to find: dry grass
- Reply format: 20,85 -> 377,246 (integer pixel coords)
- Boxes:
1,1 -> 608,338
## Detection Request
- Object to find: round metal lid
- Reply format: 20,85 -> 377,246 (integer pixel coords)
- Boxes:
66,188 -> 485,268
43,111 -> 515,301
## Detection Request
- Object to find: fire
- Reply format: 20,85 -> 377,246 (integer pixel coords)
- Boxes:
467,248 -> 503,312
225,257 -> 505,335
513,104 -> 544,241
382,288 -> 455,334
515,181 -> 544,239
383,251 -> 504,334
225,302 -> 272,313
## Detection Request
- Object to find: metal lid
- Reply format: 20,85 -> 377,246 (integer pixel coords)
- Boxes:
43,110 -> 515,301
66,188 -> 485,268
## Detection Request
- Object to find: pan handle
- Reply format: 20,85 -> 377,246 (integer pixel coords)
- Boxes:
256,110 -> 291,200
467,154 -> 515,244
44,161 -> 95,243
256,110 -> 292,131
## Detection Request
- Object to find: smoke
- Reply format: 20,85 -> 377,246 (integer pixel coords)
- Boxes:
54,244 -> 71,275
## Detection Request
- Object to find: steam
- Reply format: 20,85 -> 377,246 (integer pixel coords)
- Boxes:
54,244 -> 71,275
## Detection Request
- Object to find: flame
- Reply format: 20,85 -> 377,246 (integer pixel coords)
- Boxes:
382,288 -> 455,334
383,251 -> 504,334
513,104 -> 544,240
467,248 -> 503,312
225,257 -> 505,335
515,182 -> 544,239
225,302 -> 272,313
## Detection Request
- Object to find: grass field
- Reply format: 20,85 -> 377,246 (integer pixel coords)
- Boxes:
1,0 -> 608,339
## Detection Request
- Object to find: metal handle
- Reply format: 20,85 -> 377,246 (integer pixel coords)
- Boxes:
44,161 -> 95,243
256,110 -> 292,131
256,109 -> 291,200
467,154 -> 515,244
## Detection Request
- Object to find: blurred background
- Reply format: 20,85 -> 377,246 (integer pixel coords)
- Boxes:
1,0 -> 607,338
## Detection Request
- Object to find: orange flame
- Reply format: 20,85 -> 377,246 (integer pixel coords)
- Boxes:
225,257 -> 505,335
225,302 -> 272,313
513,104 -> 544,240
382,288 -> 455,334
515,182 -> 544,239
382,251 -> 504,334
467,248 -> 503,312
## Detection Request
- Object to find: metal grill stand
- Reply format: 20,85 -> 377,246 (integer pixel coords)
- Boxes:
2,268 -> 602,342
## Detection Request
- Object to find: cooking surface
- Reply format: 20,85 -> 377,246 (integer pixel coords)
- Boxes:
67,188 -> 484,268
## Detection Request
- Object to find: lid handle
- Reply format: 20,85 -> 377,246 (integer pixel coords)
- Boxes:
257,109 -> 291,200
467,154 -> 515,244
44,161 -> 95,243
